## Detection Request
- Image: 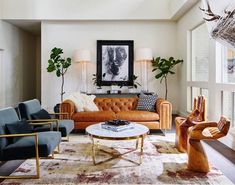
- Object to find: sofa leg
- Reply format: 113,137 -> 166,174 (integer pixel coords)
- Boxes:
187,138 -> 209,173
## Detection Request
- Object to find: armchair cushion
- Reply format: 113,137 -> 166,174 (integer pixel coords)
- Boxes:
33,120 -> 74,137
5,120 -> 33,142
0,107 -> 21,152
2,131 -> 61,161
31,109 -> 51,120
136,93 -> 158,112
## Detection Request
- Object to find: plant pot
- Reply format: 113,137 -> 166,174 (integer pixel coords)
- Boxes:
54,103 -> 61,113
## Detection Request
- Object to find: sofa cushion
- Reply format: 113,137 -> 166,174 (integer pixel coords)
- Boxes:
116,111 -> 159,121
136,93 -> 158,112
72,111 -> 116,122
2,131 -> 61,161
31,109 -> 51,120
33,120 -> 74,137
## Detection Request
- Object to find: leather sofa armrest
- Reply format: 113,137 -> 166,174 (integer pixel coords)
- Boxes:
60,100 -> 75,119
156,98 -> 172,129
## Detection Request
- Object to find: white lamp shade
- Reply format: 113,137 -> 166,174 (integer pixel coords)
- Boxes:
135,48 -> 153,61
73,49 -> 91,62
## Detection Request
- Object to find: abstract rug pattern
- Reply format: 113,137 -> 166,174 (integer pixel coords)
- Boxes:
1,134 -> 233,185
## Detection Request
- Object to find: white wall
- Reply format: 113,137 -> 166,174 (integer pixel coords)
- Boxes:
1,0 -> 171,20
0,20 -> 37,108
41,20 -> 179,112
176,2 -> 203,116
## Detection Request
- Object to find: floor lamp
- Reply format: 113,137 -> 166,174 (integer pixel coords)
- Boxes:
136,48 -> 153,92
73,49 -> 91,93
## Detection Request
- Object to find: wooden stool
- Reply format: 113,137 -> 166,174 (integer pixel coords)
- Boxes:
187,116 -> 230,172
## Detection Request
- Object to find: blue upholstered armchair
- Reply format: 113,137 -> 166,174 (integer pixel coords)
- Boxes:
18,99 -> 74,141
0,107 -> 61,179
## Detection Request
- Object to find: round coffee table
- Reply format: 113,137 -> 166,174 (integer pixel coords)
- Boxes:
86,122 -> 149,165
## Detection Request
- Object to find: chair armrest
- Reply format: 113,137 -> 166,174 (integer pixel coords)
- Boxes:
28,119 -> 58,122
60,100 -> 75,119
0,133 -> 38,138
28,121 -> 54,131
191,122 -> 218,131
27,119 -> 59,131
0,133 -> 39,162
156,98 -> 172,129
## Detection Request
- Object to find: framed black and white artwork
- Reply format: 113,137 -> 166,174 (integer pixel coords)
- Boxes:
97,40 -> 134,86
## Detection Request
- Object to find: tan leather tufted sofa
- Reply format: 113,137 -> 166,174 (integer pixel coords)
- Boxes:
60,97 -> 172,130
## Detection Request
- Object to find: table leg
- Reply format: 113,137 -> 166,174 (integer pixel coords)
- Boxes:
139,135 -> 144,164
136,137 -> 139,149
91,137 -> 96,165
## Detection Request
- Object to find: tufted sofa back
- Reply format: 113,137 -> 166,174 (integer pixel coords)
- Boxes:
94,98 -> 138,113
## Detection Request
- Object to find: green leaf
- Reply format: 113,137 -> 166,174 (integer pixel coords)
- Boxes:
155,73 -> 164,79
47,65 -> 55,72
56,69 -> 61,77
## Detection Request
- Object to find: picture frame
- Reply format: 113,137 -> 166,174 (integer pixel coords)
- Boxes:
97,40 -> 134,86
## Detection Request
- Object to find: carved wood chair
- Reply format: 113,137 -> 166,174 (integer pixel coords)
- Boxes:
187,116 -> 230,172
175,96 -> 206,152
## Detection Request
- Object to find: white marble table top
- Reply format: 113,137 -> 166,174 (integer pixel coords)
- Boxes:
86,122 -> 149,139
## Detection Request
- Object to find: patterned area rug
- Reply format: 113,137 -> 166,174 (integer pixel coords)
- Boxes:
1,134 -> 233,185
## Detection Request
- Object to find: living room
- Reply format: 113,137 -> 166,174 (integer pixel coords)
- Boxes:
0,0 -> 234,184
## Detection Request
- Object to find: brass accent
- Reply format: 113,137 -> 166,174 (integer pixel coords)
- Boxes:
0,133 -> 40,179
28,121 -> 54,131
28,119 -> 59,131
62,135 -> 70,142
89,133 -> 147,166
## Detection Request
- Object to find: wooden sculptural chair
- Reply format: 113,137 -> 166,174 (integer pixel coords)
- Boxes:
175,96 -> 206,152
187,116 -> 230,173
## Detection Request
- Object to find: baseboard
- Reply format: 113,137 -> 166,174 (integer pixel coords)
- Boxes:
219,129 -> 235,151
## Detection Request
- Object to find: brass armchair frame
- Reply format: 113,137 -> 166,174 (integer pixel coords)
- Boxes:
27,120 -> 60,153
28,112 -> 70,141
0,133 -> 40,179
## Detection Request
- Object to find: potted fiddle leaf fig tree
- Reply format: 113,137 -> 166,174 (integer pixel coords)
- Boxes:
152,56 -> 183,100
47,47 -> 72,104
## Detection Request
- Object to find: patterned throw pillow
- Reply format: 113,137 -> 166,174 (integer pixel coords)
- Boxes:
136,93 -> 158,112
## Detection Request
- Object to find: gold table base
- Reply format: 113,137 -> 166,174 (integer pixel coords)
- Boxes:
90,135 -> 145,166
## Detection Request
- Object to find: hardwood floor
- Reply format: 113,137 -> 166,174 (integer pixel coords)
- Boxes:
0,115 -> 234,184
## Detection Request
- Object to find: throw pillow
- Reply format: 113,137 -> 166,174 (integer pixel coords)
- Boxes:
136,93 -> 158,112
82,94 -> 99,112
66,92 -> 85,112
31,109 -> 51,119
6,120 -> 33,142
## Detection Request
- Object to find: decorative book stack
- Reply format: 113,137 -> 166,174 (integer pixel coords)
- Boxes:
101,120 -> 134,132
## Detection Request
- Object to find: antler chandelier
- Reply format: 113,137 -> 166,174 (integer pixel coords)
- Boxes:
200,0 -> 235,48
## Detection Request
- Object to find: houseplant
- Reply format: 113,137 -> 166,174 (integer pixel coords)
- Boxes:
47,47 -> 72,103
92,73 -> 103,92
152,56 -> 183,100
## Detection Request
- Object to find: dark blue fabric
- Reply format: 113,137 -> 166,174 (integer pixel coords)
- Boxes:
18,99 -> 41,120
34,120 -> 74,137
0,107 -> 20,156
2,131 -> 61,161
5,120 -> 33,142
31,109 -> 51,120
